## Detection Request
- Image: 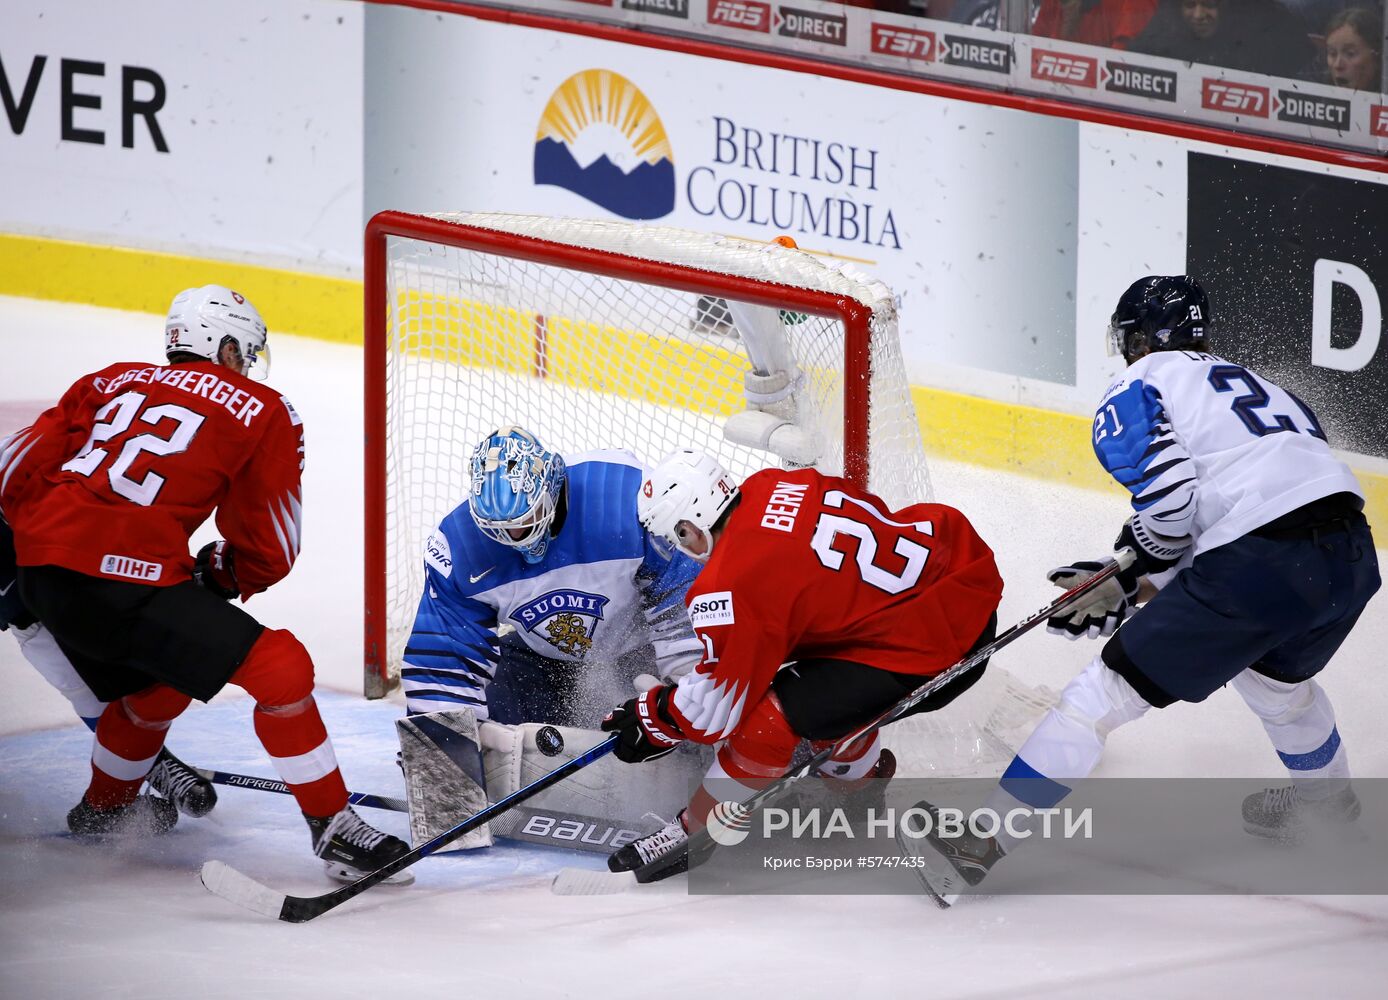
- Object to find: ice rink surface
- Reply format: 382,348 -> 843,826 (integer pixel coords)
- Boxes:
2,295 -> 1385,998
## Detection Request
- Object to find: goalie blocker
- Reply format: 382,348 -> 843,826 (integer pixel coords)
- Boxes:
397,708 -> 708,855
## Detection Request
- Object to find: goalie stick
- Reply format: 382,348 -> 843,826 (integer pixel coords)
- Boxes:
552,550 -> 1137,895
192,767 -> 407,813
199,734 -> 619,922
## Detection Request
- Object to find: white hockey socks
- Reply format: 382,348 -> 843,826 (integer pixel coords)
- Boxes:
1230,670 -> 1349,799
14,622 -> 107,729
987,656 -> 1151,851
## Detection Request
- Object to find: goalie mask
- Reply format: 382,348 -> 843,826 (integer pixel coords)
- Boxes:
1107,275 -> 1210,365
469,427 -> 567,564
165,285 -> 270,379
638,450 -> 739,563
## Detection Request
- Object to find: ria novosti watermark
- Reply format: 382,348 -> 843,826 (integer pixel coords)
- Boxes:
706,801 -> 1092,847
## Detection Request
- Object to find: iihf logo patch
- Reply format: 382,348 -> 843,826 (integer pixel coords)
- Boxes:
512,590 -> 611,657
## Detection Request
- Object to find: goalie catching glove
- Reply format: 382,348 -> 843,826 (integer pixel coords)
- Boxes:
601,684 -> 684,764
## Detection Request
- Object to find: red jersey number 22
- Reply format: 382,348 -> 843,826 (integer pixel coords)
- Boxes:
809,489 -> 932,594
61,390 -> 205,506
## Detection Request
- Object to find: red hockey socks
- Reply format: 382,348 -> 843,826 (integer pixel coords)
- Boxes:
230,628 -> 348,819
85,685 -> 192,809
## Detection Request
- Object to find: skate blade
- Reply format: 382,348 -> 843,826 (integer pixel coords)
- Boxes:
323,860 -> 415,886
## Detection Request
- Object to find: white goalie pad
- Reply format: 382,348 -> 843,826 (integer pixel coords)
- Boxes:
396,709 -> 492,854
480,720 -> 710,855
399,709 -> 710,855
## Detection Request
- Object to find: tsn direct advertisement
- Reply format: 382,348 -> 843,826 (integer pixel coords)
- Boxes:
365,6 -> 1083,393
509,0 -> 1388,155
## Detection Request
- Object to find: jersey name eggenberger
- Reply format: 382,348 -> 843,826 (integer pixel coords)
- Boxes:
92,367 -> 266,426
512,590 -> 612,657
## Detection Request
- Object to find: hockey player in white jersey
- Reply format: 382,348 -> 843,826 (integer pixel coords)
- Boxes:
905,275 -> 1380,905
400,426 -> 704,724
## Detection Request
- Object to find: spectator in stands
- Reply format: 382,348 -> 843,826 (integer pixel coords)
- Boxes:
1321,7 -> 1383,90
946,0 -> 1038,30
1032,0 -> 1158,49
1130,0 -> 1315,78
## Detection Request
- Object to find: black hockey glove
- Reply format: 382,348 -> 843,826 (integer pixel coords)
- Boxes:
601,684 -> 684,764
1114,516 -> 1189,577
193,540 -> 240,600
1045,557 -> 1142,641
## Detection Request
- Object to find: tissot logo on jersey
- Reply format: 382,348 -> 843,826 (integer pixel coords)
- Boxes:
101,553 -> 162,581
709,0 -> 770,30
513,590 -> 611,656
776,7 -> 846,45
870,24 -> 935,62
689,591 -> 735,627
1031,50 -> 1097,88
1201,80 -> 1269,117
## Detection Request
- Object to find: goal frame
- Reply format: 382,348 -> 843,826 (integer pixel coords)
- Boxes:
363,209 -> 880,697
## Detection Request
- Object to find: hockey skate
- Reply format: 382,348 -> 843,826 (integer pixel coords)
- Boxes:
896,799 -> 1006,908
1242,784 -> 1361,845
307,806 -> 415,886
146,748 -> 217,818
67,795 -> 179,838
608,812 -> 692,884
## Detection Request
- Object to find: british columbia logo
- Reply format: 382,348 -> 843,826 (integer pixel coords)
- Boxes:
534,69 -> 676,220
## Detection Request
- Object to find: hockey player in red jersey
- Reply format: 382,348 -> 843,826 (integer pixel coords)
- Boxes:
599,450 -> 1004,880
0,285 -> 411,883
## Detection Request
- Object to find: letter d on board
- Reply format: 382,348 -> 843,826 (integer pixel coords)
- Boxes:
1312,258 -> 1381,372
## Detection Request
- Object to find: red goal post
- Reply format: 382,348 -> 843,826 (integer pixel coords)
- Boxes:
363,211 -> 931,698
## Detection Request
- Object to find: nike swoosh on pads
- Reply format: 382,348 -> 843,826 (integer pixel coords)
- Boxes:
469,567 -> 494,584
0,581 -> 13,596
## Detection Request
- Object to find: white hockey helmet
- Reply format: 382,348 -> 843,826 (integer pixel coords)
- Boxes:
638,450 -> 739,562
165,284 -> 269,379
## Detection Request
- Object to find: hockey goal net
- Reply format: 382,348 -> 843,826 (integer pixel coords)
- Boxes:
365,211 -> 1051,777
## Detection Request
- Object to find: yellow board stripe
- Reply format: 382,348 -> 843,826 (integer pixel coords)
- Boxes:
0,233 -> 360,344
5,232 -> 1384,530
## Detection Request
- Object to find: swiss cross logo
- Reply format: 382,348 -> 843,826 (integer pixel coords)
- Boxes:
1031,50 -> 1097,88
709,0 -> 770,31
870,23 -> 936,61
1371,105 -> 1388,138
643,479 -> 653,498
231,290 -> 245,304
1201,80 -> 1270,117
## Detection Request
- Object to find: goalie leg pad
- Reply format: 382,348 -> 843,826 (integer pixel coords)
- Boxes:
397,708 -> 492,852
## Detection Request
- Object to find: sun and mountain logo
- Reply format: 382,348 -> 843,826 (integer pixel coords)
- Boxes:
533,69 -> 676,220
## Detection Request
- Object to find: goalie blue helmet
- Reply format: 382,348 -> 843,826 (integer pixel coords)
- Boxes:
468,426 -> 567,564
1107,275 -> 1211,365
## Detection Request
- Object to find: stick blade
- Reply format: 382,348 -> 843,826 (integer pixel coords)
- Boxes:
551,867 -> 638,896
199,860 -> 288,920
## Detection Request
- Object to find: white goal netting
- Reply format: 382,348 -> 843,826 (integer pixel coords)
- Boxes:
370,212 -> 1051,775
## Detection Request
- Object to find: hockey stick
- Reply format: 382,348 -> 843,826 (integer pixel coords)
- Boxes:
554,550 -> 1137,893
193,767 -> 408,813
199,733 -> 619,922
